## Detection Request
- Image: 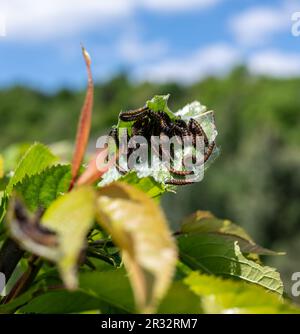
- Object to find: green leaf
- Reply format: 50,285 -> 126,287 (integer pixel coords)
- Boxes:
95,182 -> 177,313
1,143 -> 57,222
180,211 -> 283,256
0,155 -> 3,179
80,268 -> 135,313
0,194 -> 7,223
41,186 -> 95,289
181,211 -> 251,239
146,94 -> 174,119
184,272 -> 300,314
158,281 -> 201,314
18,290 -> 104,314
1,143 -> 32,173
80,267 -> 201,314
178,233 -> 283,294
6,142 -> 57,195
116,95 -> 172,133
0,282 -> 45,314
8,186 -> 96,289
120,172 -> 167,200
15,164 -> 71,211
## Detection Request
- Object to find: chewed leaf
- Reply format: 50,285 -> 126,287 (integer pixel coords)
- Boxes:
101,95 -> 219,187
99,153 -> 173,188
175,101 -> 218,142
8,187 -> 95,289
175,101 -> 219,170
95,182 -> 177,313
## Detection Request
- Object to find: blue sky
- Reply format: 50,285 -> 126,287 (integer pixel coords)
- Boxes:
0,0 -> 300,91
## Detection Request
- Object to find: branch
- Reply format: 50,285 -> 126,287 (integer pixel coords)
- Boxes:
0,238 -> 24,282
2,256 -> 42,304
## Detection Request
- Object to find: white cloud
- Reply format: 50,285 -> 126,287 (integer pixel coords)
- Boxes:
1,0 -> 223,40
230,7 -> 286,46
0,13 -> 6,37
118,34 -> 168,63
2,0 -> 134,40
140,0 -> 221,12
248,50 -> 300,77
230,1 -> 299,46
134,46 -> 300,83
134,43 -> 240,83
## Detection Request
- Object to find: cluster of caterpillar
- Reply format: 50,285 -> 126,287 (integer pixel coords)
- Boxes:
108,106 -> 215,185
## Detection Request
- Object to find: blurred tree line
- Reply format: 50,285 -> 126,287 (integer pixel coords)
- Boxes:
0,67 -> 300,294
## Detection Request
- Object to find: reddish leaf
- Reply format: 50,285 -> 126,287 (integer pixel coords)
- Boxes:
76,148 -> 116,186
70,46 -> 94,189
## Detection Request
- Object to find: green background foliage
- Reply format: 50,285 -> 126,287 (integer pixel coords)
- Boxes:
0,67 -> 300,301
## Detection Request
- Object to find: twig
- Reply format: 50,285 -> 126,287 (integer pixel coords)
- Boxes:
0,238 -> 24,282
2,255 -> 42,304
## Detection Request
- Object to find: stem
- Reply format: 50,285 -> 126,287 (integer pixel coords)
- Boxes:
0,238 -> 24,282
86,249 -> 116,266
2,255 -> 42,304
89,240 -> 114,248
1,204 -> 47,304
